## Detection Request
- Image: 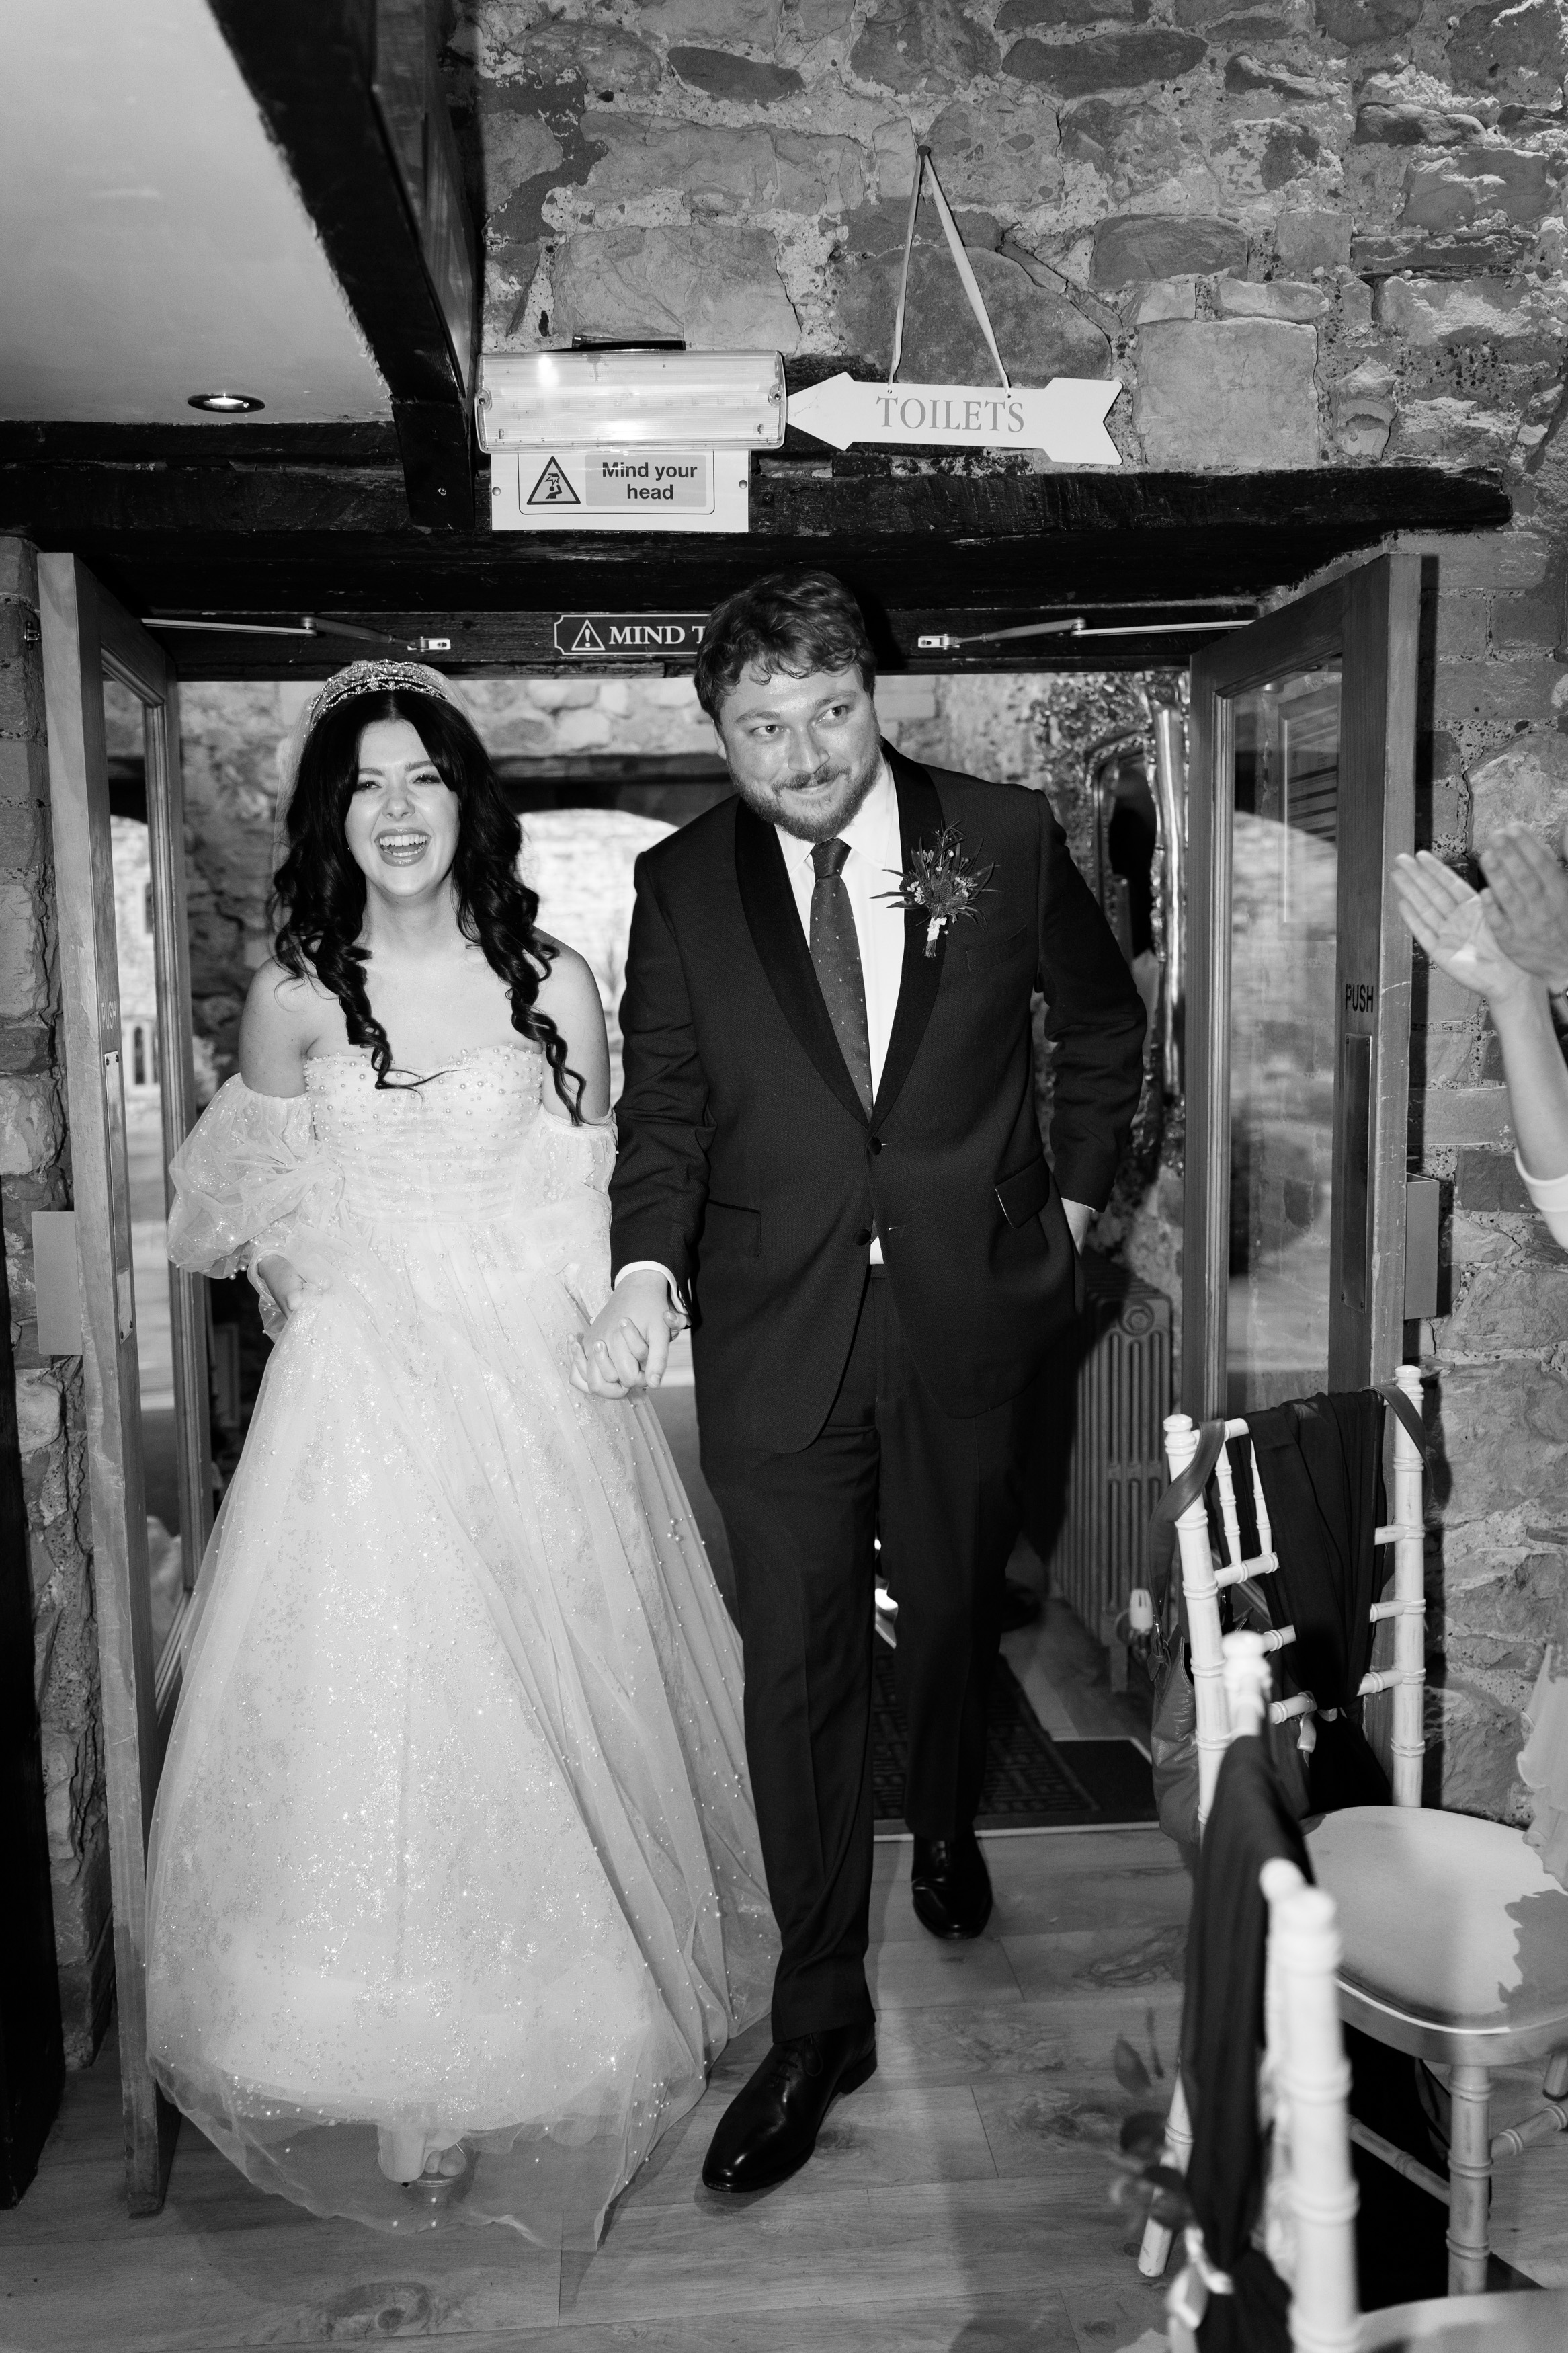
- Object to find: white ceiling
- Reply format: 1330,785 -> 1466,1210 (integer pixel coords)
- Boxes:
0,0 -> 390,423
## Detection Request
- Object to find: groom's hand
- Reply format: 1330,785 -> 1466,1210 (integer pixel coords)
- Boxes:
571,1271 -> 678,1399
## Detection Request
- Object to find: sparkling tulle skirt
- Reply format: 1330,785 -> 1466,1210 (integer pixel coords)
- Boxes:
145,1205 -> 776,2244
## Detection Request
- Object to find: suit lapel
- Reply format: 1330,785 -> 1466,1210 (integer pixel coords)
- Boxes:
871,748 -> 947,1127
734,798 -> 870,1129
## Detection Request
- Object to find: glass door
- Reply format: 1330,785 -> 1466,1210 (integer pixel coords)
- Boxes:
102,686 -> 210,1691
38,555 -> 210,2215
1184,555 -> 1419,1418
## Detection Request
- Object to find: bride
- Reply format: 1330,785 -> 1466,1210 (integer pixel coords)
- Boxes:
145,660 -> 776,2244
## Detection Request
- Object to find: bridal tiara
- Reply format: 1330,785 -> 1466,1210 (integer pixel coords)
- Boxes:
306,660 -> 456,729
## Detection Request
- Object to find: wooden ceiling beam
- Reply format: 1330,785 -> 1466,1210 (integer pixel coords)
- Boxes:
3,455 -> 1510,646
3,457 -> 1508,552
206,0 -> 478,530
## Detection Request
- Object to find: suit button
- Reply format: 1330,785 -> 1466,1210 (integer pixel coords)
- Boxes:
868,1136 -> 884,1154
854,1228 -> 872,1246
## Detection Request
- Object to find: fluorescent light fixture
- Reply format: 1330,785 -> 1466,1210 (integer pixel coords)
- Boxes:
187,391 -> 265,413
477,350 -> 785,452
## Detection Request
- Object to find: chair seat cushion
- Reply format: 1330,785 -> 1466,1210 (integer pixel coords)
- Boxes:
1305,1807 -> 1568,2037
1359,2284 -> 1568,2350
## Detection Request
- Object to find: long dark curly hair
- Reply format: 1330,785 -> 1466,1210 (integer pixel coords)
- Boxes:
272,686 -> 585,1118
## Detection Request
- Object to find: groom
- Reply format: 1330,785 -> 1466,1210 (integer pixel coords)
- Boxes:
577,570 -> 1145,2193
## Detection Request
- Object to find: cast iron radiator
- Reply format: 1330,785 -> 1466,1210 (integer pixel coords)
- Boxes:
1023,1256 -> 1173,1667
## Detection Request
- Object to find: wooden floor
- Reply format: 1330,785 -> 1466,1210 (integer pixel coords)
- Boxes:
7,1826 -> 1568,2353
8,1550 -> 1566,2350
3,1828 -> 1190,2353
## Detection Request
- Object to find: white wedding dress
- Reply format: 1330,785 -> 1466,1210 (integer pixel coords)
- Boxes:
145,1041 -> 776,2244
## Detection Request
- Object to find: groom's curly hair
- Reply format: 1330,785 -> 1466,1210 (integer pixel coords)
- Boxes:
272,687 -> 585,1115
694,569 -> 877,722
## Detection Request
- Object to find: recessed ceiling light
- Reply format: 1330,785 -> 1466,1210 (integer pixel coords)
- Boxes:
187,391 -> 265,414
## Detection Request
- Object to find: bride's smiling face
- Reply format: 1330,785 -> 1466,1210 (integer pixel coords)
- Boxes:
344,718 -> 461,900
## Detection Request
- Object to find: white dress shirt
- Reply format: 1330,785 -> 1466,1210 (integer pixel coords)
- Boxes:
774,758 -> 903,1264
774,756 -> 904,1105
619,756 -> 905,1295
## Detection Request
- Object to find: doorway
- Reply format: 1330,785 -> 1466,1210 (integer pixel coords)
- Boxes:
36,552 -> 1420,2215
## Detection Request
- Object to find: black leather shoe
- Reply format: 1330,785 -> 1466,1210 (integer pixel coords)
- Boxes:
910,1831 -> 993,1940
701,2021 -> 877,2194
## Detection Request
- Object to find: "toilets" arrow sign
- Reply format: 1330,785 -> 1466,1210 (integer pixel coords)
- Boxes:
786,374 -> 1123,464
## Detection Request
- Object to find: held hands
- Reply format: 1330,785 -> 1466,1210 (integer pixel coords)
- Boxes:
570,1270 -> 682,1400
1477,822 -> 1568,989
1391,851 -> 1536,1008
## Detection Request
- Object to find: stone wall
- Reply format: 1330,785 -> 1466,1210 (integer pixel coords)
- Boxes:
450,0 -> 1568,487
166,665 -> 1169,1079
1395,532 -> 1568,1821
434,0 -> 1568,1842
0,540 -> 112,2065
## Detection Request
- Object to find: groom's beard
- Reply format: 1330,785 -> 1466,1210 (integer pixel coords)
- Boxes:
733,741 -> 882,843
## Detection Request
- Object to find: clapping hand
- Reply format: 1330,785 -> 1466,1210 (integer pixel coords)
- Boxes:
1391,850 -> 1534,1006
1478,822 -> 1568,990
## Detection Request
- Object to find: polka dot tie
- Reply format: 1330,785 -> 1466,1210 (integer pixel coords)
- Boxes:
809,837 -> 873,1113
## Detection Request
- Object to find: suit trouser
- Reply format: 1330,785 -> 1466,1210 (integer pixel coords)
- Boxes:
701,1271 -> 1034,2043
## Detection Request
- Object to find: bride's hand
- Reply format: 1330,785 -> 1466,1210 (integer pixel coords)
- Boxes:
1392,851 -> 1534,1006
253,1252 -> 310,1319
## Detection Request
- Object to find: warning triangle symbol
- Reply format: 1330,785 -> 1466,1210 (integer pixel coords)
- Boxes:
527,456 -> 579,506
570,620 -> 606,652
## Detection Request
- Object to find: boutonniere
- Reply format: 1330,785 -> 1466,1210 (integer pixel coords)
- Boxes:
876,825 -> 996,958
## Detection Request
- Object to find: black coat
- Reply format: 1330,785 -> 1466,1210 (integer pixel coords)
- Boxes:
610,744 -> 1147,1454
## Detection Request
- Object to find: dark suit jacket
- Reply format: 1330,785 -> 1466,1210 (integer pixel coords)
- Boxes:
610,744 -> 1147,1455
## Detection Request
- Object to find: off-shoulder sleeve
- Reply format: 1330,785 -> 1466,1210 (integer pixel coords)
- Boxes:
167,1077 -> 339,1279
1517,1151 -> 1568,1251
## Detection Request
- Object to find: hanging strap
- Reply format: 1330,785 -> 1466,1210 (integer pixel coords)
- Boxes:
1148,1417 -> 1229,1620
889,143 -> 1011,391
1375,1380 -> 1428,1464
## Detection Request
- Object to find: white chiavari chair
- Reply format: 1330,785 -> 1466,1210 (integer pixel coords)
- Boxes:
1166,1636 -> 1568,2353
1141,1369 -> 1568,2296
1165,1632 -> 1358,2353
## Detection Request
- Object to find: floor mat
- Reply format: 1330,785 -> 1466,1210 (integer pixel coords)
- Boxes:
872,1642 -> 1158,1831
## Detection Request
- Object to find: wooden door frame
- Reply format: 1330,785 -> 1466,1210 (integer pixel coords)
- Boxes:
38,555 -> 208,2215
1182,553 -> 1419,1419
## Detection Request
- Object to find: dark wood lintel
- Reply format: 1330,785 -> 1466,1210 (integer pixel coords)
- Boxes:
4,457 -> 1512,661
2,458 -> 1508,549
